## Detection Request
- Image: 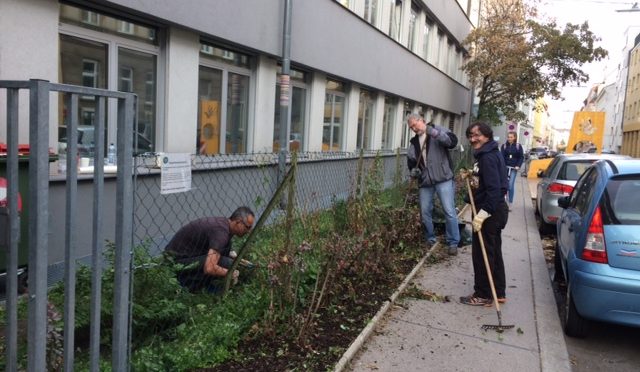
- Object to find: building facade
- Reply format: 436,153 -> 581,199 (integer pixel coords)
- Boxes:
0,0 -> 479,156
622,32 -> 640,157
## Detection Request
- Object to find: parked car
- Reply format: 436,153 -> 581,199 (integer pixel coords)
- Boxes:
527,146 -> 549,159
535,153 -> 631,234
555,158 -> 640,337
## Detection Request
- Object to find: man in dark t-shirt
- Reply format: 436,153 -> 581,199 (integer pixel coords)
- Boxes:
164,206 -> 255,292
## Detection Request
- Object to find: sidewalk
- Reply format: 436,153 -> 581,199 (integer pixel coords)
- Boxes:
344,176 -> 571,372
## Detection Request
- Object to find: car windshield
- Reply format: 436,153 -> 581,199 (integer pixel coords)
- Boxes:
601,176 -> 640,225
558,161 -> 594,181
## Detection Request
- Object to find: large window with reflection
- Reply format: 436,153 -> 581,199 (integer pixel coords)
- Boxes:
274,68 -> 308,152
198,43 -> 252,154
382,96 -> 397,150
59,3 -> 158,155
388,0 -> 403,42
323,79 -> 346,152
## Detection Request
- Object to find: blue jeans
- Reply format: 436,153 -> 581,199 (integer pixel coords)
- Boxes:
507,168 -> 517,203
419,179 -> 460,248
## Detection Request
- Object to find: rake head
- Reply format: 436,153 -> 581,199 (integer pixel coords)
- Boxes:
481,323 -> 515,333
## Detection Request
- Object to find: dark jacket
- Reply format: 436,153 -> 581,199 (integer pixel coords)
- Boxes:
473,140 -> 508,214
406,125 -> 455,187
500,142 -> 524,168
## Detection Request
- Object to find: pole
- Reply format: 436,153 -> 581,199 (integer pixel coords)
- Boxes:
278,0 -> 292,186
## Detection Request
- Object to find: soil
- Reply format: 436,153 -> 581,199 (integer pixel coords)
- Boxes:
206,256 -> 420,371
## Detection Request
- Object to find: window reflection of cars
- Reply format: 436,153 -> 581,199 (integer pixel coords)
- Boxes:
58,125 -> 153,156
58,125 -> 96,156
555,158 -> 640,337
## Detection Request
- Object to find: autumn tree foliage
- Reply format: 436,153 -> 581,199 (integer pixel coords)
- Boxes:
462,0 -> 607,124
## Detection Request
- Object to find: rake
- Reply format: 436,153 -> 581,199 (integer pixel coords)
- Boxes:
464,176 -> 514,333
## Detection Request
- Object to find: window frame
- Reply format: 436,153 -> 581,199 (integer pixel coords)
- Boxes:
198,54 -> 254,155
59,19 -> 163,152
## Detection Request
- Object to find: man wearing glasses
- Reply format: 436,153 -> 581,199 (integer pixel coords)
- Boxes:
164,206 -> 255,292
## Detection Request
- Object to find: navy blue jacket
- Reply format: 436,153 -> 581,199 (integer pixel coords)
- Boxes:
473,140 -> 508,214
500,142 -> 524,168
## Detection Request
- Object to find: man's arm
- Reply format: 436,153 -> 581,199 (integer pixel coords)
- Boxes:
203,249 -> 229,277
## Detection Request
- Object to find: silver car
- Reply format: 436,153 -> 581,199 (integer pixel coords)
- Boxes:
535,153 -> 631,234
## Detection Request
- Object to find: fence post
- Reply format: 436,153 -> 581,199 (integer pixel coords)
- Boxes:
112,94 -> 135,371
27,79 -> 50,372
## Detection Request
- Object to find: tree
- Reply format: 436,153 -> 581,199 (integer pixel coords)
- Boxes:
462,0 -> 607,124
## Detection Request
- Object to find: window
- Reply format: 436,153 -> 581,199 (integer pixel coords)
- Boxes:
59,4 -> 158,154
274,68 -> 308,152
408,3 -> 419,51
357,90 -> 375,150
401,100 -> 414,148
117,20 -> 134,35
323,79 -> 346,152
81,10 -> 99,25
388,0 -> 403,42
119,66 -> 133,92
422,20 -> 431,61
382,96 -> 397,150
198,43 -> 252,154
364,0 -> 379,25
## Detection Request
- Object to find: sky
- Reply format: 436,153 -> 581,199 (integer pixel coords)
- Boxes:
538,0 -> 640,128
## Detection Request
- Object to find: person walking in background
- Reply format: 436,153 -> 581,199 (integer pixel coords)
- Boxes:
460,122 -> 509,306
164,206 -> 255,292
500,132 -> 524,211
406,113 -> 460,256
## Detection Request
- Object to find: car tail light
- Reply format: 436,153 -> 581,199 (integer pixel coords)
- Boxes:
582,206 -> 607,264
547,182 -> 574,195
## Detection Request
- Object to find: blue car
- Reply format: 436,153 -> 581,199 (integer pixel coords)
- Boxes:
556,159 -> 640,337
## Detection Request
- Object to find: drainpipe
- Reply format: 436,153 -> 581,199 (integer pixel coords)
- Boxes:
278,0 -> 292,186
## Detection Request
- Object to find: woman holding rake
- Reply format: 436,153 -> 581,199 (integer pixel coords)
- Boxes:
460,122 -> 510,307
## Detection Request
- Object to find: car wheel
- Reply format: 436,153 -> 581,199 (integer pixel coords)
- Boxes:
536,211 -> 554,235
563,284 -> 589,337
553,242 -> 565,283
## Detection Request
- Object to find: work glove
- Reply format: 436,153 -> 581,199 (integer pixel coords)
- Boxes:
459,168 -> 472,180
410,167 -> 422,179
229,250 -> 238,259
232,269 -> 240,286
472,209 -> 491,232
427,125 -> 439,138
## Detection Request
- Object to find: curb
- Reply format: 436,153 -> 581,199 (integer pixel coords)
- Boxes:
334,205 -> 468,372
333,242 -> 440,372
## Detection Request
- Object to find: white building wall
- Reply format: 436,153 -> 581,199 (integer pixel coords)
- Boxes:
307,72 -> 327,152
0,0 -> 59,148
163,27 -> 199,153
252,56 -> 278,153
371,94 -> 385,149
344,84 -> 361,152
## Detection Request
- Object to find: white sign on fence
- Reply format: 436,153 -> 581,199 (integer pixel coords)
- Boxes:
159,153 -> 192,195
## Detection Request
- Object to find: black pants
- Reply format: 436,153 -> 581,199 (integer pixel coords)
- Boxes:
174,255 -> 234,293
472,201 -> 509,299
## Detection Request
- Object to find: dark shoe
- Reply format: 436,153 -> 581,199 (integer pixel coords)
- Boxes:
447,246 -> 458,256
460,295 -> 492,306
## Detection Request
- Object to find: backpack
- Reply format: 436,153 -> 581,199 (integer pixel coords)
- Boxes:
446,131 -> 458,149
501,143 -> 522,152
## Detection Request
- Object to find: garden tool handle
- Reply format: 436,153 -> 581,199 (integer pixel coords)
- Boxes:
465,178 -> 501,312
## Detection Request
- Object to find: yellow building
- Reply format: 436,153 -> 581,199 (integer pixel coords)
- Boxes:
622,38 -> 640,157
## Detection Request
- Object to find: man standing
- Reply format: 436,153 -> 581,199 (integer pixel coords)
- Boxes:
460,122 -> 509,306
164,206 -> 255,292
406,114 -> 460,255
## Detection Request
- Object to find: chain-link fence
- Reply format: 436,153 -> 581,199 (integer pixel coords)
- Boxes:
132,150 -> 408,255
